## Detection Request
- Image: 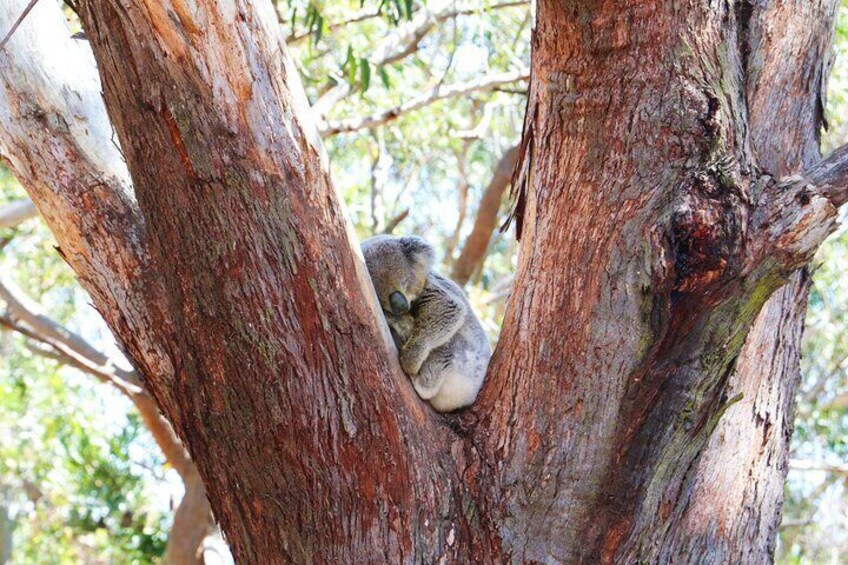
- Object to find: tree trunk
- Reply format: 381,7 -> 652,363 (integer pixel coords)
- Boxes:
661,2 -> 839,560
4,0 -> 847,563
473,1 -> 840,562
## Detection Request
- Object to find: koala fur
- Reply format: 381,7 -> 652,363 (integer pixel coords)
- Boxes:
361,235 -> 491,412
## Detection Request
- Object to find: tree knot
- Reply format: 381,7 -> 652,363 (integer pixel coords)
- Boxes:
665,159 -> 747,294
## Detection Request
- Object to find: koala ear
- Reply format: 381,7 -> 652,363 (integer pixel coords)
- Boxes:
400,236 -> 435,270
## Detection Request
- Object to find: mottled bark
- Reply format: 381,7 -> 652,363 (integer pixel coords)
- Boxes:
75,0 -> 462,561
663,2 -> 840,560
3,0 -> 847,563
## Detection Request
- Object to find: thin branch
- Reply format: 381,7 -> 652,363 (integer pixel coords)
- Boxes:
452,146 -> 519,285
481,275 -> 515,305
0,275 -> 137,385
444,142 -> 472,262
778,518 -> 813,531
0,198 -> 37,230
286,7 -> 383,45
310,0 -> 529,121
382,209 -> 410,234
807,142 -> 848,208
372,1 -> 528,67
320,69 -> 529,136
0,277 -> 199,479
0,311 -> 141,396
788,459 -> 848,474
10,324 -> 141,396
0,0 -> 39,50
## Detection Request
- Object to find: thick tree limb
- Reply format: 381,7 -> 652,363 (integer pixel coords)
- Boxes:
473,2 -> 841,562
807,143 -> 848,208
74,0 -> 456,560
451,146 -> 518,285
0,2 -> 215,561
0,199 -> 37,230
320,69 -> 529,136
0,0 -> 175,404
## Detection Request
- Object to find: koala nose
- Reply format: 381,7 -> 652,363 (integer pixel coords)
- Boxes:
389,291 -> 410,315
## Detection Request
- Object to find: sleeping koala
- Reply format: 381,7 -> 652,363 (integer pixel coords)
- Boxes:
361,235 -> 491,412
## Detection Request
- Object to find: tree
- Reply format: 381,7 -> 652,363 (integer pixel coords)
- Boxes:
2,0 -> 847,563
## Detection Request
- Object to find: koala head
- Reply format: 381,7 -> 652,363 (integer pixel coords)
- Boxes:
361,235 -> 435,316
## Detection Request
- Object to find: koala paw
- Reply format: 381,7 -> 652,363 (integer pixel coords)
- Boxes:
400,343 -> 427,376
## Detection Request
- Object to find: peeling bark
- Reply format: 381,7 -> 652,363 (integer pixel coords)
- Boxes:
75,0 -> 462,561
0,2 -> 213,562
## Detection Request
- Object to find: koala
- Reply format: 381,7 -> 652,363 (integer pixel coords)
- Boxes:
361,235 -> 491,412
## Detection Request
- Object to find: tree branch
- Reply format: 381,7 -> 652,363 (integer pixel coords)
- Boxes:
0,275 -> 138,385
806,142 -> 848,208
382,208 -> 409,234
451,146 -> 518,285
789,459 -> 848,475
310,0 -> 529,121
0,199 -> 37,230
286,6 -> 382,45
320,69 -> 529,136
0,274 -> 214,562
0,0 -> 176,407
74,0 -> 450,558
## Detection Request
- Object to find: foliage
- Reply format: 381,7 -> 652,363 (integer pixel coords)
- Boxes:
1,175 -> 172,563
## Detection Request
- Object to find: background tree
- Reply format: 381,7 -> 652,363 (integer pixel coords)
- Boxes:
0,0 -> 844,555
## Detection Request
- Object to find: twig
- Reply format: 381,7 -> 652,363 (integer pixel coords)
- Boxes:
0,199 -> 38,230
0,0 -> 40,50
320,69 -> 530,136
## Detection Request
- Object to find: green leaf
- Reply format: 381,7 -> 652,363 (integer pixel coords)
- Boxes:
404,0 -> 414,19
360,58 -> 371,92
315,13 -> 325,44
378,66 -> 391,88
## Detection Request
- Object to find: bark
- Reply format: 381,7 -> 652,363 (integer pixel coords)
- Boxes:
2,0 -> 847,563
663,2 -> 840,560
0,2 -> 212,562
75,0 -> 456,561
451,146 -> 518,286
473,1 -> 840,562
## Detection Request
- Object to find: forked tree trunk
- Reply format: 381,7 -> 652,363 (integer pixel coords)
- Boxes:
3,0 -> 847,563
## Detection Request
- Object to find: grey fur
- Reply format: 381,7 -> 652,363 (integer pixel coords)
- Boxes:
361,235 -> 491,412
